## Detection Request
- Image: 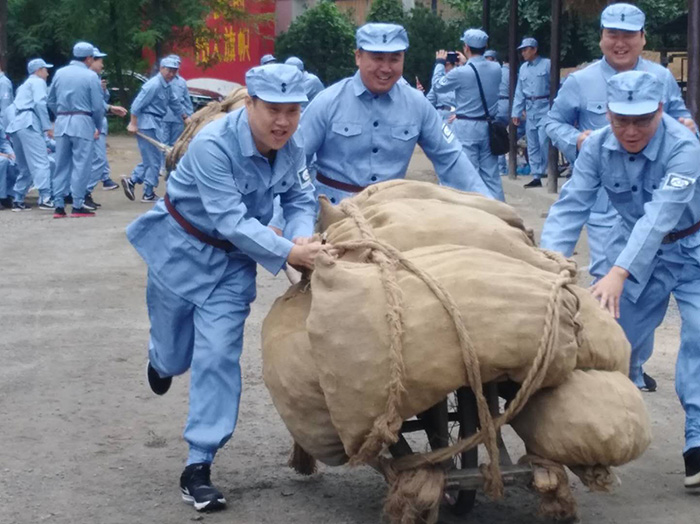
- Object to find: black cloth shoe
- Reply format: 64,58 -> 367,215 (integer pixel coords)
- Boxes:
53,207 -> 67,219
71,206 -> 95,217
524,179 -> 542,188
684,447 -> 700,488
147,362 -> 172,395
121,177 -> 135,201
84,193 -> 101,210
180,463 -> 226,512
640,372 -> 657,392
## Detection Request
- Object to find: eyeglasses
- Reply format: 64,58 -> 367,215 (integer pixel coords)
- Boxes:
610,113 -> 657,130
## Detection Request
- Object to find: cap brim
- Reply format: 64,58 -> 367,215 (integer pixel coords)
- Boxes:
602,22 -> 644,31
94,53 -> 107,58
359,44 -> 408,53
255,92 -> 308,104
608,100 -> 658,116
517,44 -> 534,50
45,64 -> 54,68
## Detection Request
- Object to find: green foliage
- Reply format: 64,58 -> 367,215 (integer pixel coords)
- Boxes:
275,1 -> 356,85
403,6 -> 461,89
366,0 -> 406,24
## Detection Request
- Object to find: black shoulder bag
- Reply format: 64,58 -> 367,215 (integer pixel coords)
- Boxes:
468,62 -> 510,156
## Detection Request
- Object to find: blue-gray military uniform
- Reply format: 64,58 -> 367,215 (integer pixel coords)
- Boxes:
126,56 -> 185,198
511,38 -> 551,180
284,57 -> 325,111
541,71 -> 700,455
432,29 -> 503,200
301,23 -> 491,206
87,48 -> 113,193
485,49 -> 511,175
0,122 -> 17,204
426,78 -> 456,123
126,64 -> 315,466
545,3 -> 692,279
162,55 -> 194,146
7,58 -> 54,206
47,42 -> 105,211
0,71 -> 14,115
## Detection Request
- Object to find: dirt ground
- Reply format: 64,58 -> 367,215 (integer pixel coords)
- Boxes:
1,136 -> 698,524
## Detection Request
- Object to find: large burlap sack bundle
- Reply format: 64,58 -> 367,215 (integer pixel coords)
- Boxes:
307,244 -> 581,459
572,288 -> 631,374
511,369 -> 651,466
322,197 -> 562,274
261,283 -> 348,466
319,180 -> 532,239
166,86 -> 248,170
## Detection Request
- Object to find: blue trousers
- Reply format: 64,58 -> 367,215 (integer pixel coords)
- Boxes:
10,128 -> 52,202
130,129 -> 162,195
88,133 -> 110,192
146,262 -> 256,465
52,135 -> 94,209
525,110 -> 550,179
162,120 -> 184,147
452,120 -> 503,201
0,156 -> 17,199
618,261 -> 700,453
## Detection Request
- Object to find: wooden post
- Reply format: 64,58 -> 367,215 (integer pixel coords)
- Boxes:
508,0 -> 518,180
546,0 -> 562,194
0,0 -> 7,71
482,0 -> 490,34
688,0 -> 700,122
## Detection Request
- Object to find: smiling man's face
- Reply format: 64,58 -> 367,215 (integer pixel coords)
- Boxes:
355,50 -> 404,95
600,29 -> 645,72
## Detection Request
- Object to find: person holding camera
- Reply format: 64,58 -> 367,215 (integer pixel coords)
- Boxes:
432,29 -> 503,200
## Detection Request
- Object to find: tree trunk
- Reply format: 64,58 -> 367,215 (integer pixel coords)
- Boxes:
109,0 -> 128,108
547,0 -> 562,194
507,0 -> 518,180
688,0 -> 700,123
0,0 -> 7,71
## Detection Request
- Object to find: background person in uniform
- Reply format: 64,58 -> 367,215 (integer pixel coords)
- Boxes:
432,29 -> 503,200
47,41 -> 105,218
126,64 -> 327,513
260,54 -> 277,65
7,58 -> 54,211
511,37 -> 551,188
0,121 -> 17,209
545,2 -> 696,392
161,54 -> 193,149
85,47 -> 127,209
284,56 -> 325,110
301,22 -> 491,206
426,51 -> 457,123
541,70 -> 700,491
0,64 -> 14,115
121,56 -> 187,203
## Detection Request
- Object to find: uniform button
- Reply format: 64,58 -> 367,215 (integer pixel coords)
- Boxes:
614,182 -> 620,188
371,176 -> 377,181
245,183 -> 249,189
373,121 -> 379,127
597,105 -> 602,110
282,181 -> 287,186
657,250 -> 663,256
652,184 -> 657,189
404,130 -> 408,135
344,127 -> 348,132
631,185 -> 638,192
372,147 -> 378,153
330,197 -> 336,204
629,156 -> 635,162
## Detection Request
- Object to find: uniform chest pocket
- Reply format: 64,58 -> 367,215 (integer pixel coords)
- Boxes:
586,100 -> 607,115
235,174 -> 259,195
390,125 -> 419,141
603,176 -> 632,203
331,123 -> 362,137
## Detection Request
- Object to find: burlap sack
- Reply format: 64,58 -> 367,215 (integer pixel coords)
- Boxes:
261,283 -> 348,466
319,180 -> 532,240
307,244 -> 580,459
572,288 -> 631,374
166,86 -> 248,170
321,197 -> 562,274
511,369 -> 651,466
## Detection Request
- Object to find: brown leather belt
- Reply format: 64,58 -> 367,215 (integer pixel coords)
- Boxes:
164,193 -> 234,251
57,111 -> 93,116
316,172 -> 367,193
662,220 -> 700,244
